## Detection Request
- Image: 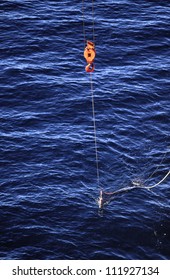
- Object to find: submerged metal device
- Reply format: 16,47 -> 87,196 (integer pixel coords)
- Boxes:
97,190 -> 104,209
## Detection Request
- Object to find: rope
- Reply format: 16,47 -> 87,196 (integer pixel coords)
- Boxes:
143,170 -> 170,189
82,0 -> 86,46
82,0 -> 95,43
92,0 -> 95,43
96,169 -> 170,210
145,151 -> 167,182
102,170 -> 170,196
90,73 -> 100,189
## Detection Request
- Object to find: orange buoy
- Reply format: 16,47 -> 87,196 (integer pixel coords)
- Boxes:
84,40 -> 96,64
85,63 -> 95,72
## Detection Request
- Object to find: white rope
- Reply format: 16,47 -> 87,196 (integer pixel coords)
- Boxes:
82,0 -> 95,44
90,73 -> 100,189
143,170 -> 170,189
92,0 -> 95,42
82,0 -> 86,46
102,170 -> 170,198
145,151 -> 168,182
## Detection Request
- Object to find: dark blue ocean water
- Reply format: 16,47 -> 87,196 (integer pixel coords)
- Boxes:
0,0 -> 170,260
